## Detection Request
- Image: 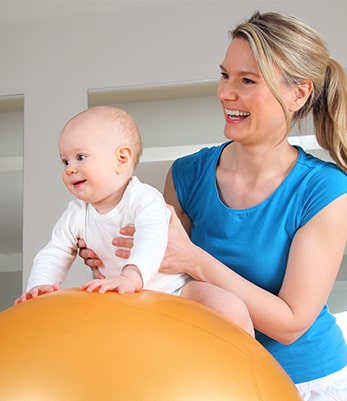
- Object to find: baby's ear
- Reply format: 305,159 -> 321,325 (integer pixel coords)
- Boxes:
115,146 -> 133,174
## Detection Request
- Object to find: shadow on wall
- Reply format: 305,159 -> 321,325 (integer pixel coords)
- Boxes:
0,271 -> 22,310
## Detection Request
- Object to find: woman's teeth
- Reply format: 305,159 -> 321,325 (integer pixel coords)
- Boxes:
225,109 -> 250,117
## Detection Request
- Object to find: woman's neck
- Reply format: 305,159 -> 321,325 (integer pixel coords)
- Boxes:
222,140 -> 298,181
216,140 -> 298,209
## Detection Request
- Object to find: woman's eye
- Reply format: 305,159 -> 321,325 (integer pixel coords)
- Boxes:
242,77 -> 255,84
220,71 -> 229,80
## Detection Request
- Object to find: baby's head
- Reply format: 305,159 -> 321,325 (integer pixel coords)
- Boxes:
58,106 -> 143,212
61,106 -> 142,165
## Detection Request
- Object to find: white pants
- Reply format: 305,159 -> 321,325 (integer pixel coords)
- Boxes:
296,365 -> 347,401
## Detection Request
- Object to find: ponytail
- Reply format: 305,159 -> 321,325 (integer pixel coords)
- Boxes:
313,58 -> 347,173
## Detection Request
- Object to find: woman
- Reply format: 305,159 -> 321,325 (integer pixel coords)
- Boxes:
80,12 -> 347,400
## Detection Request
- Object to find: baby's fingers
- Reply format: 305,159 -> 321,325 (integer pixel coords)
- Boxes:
80,280 -> 100,292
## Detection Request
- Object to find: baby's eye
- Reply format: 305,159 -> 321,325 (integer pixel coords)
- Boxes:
77,154 -> 87,161
61,159 -> 70,166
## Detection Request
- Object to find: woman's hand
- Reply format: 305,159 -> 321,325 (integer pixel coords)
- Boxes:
159,205 -> 199,277
78,207 -> 198,279
112,225 -> 135,259
77,226 -> 136,277
77,239 -> 105,279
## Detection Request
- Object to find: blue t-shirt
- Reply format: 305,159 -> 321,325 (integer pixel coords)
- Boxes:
172,141 -> 347,384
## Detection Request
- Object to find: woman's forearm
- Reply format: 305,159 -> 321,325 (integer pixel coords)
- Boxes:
186,244 -> 306,344
160,214 -> 298,343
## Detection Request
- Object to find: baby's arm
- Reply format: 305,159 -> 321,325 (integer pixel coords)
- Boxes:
80,264 -> 143,294
14,284 -> 61,305
17,201 -> 84,304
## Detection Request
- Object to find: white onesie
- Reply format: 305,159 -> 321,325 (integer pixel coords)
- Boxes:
27,176 -> 188,294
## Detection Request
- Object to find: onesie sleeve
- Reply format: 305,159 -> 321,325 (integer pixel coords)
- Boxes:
26,200 -> 85,291
124,181 -> 170,286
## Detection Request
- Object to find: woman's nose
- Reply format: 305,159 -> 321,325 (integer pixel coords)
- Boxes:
218,81 -> 238,101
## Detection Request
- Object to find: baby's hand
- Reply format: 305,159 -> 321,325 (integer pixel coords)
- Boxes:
81,275 -> 137,295
14,284 -> 60,305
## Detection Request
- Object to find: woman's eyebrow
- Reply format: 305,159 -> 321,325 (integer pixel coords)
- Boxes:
219,64 -> 260,78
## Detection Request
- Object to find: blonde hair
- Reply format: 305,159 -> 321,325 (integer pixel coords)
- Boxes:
231,11 -> 347,173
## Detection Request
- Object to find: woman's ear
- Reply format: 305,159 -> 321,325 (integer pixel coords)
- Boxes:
290,79 -> 314,112
115,145 -> 133,174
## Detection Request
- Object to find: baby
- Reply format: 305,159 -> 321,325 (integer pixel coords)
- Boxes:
15,106 -> 188,304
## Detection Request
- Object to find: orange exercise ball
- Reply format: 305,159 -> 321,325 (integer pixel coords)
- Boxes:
0,289 -> 301,400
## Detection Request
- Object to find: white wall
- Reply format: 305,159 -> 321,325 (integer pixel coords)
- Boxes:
1,1 -> 346,291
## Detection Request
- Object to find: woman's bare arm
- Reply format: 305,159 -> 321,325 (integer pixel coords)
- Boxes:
162,168 -> 347,344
